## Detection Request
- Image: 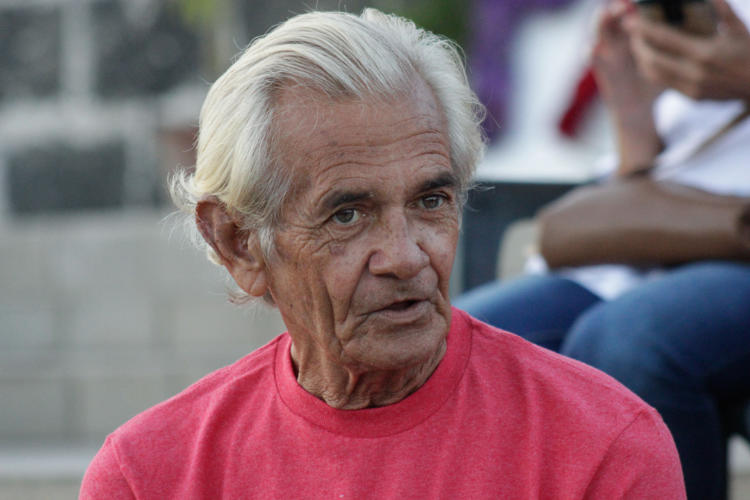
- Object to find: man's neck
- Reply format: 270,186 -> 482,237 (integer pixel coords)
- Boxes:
290,340 -> 447,410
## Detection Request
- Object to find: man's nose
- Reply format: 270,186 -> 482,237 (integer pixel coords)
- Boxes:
368,211 -> 429,279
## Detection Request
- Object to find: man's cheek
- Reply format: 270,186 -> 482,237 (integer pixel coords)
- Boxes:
328,242 -> 346,256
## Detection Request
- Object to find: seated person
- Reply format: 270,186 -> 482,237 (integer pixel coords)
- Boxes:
457,0 -> 750,498
80,8 -> 685,498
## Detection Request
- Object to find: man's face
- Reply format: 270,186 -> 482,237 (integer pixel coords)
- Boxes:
266,80 -> 459,374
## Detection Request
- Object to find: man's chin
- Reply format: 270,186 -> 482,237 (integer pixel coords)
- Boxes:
346,309 -> 449,369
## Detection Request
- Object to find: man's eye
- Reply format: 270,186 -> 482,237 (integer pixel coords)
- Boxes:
331,208 -> 360,225
419,194 -> 445,210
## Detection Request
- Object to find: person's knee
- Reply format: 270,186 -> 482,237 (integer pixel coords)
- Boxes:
561,305 -> 673,398
562,307 -> 627,372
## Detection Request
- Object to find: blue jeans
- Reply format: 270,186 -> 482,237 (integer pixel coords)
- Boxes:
455,261 -> 750,500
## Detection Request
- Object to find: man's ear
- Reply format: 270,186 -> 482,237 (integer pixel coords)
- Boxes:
195,199 -> 268,297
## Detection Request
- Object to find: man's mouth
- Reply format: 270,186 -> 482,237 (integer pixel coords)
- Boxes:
366,297 -> 431,323
384,300 -> 420,311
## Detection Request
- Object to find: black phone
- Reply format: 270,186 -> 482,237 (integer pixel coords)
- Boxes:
634,0 -> 717,35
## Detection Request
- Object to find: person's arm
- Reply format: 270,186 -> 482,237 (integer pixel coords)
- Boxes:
79,437 -> 136,500
591,0 -> 663,177
584,407 -> 687,499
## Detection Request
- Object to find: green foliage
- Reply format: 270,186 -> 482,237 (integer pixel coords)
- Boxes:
171,0 -> 469,49
392,0 -> 469,48
172,0 -> 229,30
165,0 -> 471,89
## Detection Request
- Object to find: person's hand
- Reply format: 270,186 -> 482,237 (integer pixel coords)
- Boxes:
625,0 -> 750,101
591,0 -> 662,113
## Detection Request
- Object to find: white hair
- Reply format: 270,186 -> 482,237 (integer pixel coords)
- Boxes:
170,8 -> 485,301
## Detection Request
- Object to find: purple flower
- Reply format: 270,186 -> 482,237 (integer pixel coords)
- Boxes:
469,0 -> 575,140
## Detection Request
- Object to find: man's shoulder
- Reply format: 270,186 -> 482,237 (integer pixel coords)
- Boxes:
458,311 -> 685,494
448,311 -> 685,495
81,333 -> 289,497
461,311 -> 654,427
110,333 -> 285,446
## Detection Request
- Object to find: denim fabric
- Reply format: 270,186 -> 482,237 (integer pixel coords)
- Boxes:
454,273 -> 601,351
455,261 -> 750,500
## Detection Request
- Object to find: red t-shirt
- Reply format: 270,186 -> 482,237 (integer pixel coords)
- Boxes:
81,309 -> 685,499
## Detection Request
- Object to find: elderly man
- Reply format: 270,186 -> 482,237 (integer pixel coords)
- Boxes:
81,8 -> 685,498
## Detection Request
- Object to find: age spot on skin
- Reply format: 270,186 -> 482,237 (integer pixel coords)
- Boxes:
329,243 -> 345,256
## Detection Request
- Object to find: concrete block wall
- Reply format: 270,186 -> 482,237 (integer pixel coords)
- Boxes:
0,0 -> 207,217
0,212 -> 286,447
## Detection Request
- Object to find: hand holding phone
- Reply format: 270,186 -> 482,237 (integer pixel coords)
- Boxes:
626,0 -> 750,101
634,0 -> 717,36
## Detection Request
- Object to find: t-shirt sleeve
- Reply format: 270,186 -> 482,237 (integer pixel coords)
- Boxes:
79,437 -> 136,500
584,407 -> 687,499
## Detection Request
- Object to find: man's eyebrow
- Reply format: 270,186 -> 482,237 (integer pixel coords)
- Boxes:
320,190 -> 373,212
417,172 -> 458,193
319,172 -> 457,213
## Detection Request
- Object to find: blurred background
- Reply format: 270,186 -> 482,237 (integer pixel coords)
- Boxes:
0,0 -> 745,498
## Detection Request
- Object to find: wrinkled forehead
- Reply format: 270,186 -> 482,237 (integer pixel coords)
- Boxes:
271,77 -> 448,165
